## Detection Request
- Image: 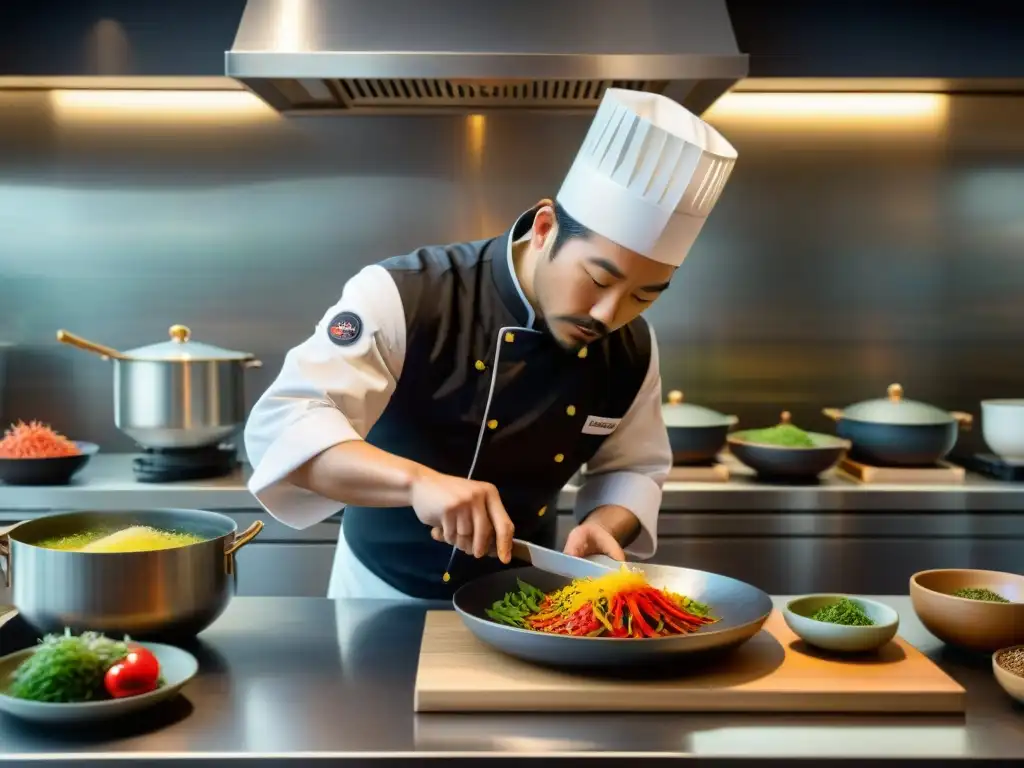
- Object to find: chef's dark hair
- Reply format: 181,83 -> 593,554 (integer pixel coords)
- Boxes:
551,201 -> 592,258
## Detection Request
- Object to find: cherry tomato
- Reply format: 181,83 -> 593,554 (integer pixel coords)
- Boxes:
104,646 -> 161,699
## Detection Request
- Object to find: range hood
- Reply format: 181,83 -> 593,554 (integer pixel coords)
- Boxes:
225,0 -> 749,115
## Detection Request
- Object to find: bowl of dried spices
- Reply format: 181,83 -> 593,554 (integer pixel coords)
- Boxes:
910,569 -> 1024,654
993,645 -> 1024,704
784,594 -> 899,653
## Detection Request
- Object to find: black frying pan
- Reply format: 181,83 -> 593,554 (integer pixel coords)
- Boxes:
453,564 -> 773,668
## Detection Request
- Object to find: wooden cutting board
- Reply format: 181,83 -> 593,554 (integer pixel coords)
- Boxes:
414,610 -> 965,714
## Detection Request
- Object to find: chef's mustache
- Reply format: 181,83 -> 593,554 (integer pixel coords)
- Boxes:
554,315 -> 608,337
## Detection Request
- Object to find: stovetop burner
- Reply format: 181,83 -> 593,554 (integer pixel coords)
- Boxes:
133,444 -> 239,483
949,452 -> 1024,482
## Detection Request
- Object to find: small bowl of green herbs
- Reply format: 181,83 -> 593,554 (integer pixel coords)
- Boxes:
727,411 -> 851,481
784,594 -> 899,653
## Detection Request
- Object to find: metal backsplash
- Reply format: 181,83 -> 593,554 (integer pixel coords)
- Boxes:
1,90 -> 1022,455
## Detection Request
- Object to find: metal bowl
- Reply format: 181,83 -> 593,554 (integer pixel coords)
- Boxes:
453,564 -> 772,668
0,509 -> 263,640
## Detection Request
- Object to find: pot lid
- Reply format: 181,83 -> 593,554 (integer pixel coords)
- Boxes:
122,325 -> 255,362
842,383 -> 953,425
661,390 -> 736,428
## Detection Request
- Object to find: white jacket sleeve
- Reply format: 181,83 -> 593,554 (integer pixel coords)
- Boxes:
572,323 -> 671,560
244,264 -> 407,530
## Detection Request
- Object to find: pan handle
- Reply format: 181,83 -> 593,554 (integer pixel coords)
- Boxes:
56,330 -> 125,361
951,411 -> 974,431
822,408 -> 843,422
224,520 -> 264,576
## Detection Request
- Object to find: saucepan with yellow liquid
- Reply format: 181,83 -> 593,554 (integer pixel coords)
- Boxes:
0,509 -> 262,640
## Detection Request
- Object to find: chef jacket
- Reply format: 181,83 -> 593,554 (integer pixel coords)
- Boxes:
244,204 -> 673,599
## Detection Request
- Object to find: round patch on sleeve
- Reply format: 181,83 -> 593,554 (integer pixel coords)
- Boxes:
326,311 -> 363,346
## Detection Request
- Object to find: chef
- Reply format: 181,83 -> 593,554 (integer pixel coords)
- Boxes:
244,88 -> 737,600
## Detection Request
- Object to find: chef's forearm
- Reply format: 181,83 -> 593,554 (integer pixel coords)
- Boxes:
287,441 -> 428,508
585,505 -> 641,547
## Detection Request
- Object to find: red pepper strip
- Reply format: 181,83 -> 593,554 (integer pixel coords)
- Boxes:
626,590 -> 709,635
625,595 -> 657,637
609,600 -> 629,637
572,619 -> 602,636
639,601 -> 665,633
608,595 -> 621,627
661,615 -> 700,634
648,590 -> 713,625
634,593 -> 665,628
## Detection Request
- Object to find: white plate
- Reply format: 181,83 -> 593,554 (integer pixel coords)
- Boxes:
0,641 -> 198,724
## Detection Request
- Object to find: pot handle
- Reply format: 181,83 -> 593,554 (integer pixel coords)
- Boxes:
951,411 -> 974,431
224,520 -> 264,576
0,523 -> 22,590
243,358 -> 263,369
822,408 -> 843,422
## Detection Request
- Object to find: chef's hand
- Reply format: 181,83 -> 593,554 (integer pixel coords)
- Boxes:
563,520 -> 627,561
412,468 -> 514,563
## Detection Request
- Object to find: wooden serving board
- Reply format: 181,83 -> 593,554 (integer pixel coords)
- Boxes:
838,458 -> 965,484
414,610 -> 965,714
668,463 -> 730,482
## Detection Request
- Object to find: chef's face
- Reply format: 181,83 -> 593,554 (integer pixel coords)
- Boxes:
529,203 -> 675,351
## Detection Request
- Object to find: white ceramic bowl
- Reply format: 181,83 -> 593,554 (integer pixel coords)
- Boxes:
784,594 -> 900,653
981,399 -> 1024,465
992,645 -> 1024,704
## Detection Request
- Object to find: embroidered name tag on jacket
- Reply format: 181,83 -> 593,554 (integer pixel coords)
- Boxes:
581,416 -> 622,435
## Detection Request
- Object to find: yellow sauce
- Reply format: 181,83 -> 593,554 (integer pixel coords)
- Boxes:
34,525 -> 205,553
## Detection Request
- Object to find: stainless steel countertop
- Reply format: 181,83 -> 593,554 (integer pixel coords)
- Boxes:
1,454 -> 1023,514
0,596 -> 1022,766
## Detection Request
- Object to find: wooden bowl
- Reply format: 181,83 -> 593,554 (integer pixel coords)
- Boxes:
910,569 -> 1024,653
992,645 -> 1024,704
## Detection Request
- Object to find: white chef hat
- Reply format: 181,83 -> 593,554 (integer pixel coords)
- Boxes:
556,88 -> 738,268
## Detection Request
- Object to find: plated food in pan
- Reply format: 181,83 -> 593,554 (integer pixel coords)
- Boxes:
486,566 -> 719,639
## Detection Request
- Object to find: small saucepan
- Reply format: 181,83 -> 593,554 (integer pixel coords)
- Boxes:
823,383 -> 973,467
661,390 -> 738,465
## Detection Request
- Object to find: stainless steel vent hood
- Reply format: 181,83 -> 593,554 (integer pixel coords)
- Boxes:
225,0 -> 749,115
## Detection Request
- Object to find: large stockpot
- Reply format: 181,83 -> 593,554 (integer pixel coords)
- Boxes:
0,509 -> 263,640
823,383 -> 973,467
57,324 -> 262,449
661,390 -> 738,465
